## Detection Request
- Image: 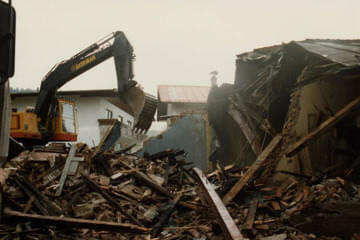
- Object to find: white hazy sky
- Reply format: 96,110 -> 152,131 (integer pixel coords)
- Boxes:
10,0 -> 360,95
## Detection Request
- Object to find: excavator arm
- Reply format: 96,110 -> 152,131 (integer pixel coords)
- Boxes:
35,31 -> 156,133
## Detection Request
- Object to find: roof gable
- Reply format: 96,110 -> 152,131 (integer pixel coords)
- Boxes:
158,85 -> 211,103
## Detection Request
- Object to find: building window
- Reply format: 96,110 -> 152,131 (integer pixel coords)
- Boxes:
118,115 -> 123,123
106,109 -> 113,119
127,120 -> 132,127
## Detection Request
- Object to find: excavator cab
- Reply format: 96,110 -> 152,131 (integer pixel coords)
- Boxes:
49,99 -> 77,142
11,99 -> 78,145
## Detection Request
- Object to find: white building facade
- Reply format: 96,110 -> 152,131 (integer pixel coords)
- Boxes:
11,89 -> 142,148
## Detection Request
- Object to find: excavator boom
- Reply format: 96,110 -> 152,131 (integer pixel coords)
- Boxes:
11,31 -> 157,146
35,31 -> 156,133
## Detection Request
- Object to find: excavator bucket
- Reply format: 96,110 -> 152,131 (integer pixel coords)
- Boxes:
119,86 -> 157,133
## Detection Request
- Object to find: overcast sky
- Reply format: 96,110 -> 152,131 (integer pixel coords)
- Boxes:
10,0 -> 360,95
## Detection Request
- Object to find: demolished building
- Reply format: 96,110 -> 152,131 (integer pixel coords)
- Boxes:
208,39 -> 360,180
1,39 -> 360,239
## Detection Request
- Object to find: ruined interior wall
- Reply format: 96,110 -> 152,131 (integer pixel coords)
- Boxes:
276,77 -> 360,178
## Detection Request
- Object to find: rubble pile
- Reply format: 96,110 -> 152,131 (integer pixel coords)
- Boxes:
1,146 -> 217,239
209,164 -> 360,239
1,142 -> 359,239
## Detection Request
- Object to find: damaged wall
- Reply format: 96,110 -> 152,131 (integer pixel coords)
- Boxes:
139,113 -> 211,170
277,76 -> 360,178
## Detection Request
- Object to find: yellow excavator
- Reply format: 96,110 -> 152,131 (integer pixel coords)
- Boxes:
10,31 -> 157,147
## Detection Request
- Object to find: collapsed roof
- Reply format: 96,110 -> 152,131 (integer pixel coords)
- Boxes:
233,39 -> 360,131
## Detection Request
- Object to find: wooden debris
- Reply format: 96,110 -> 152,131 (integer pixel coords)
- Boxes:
271,201 -> 281,211
207,164 -> 235,178
243,199 -> 258,230
81,172 -> 142,226
194,167 -> 244,240
259,233 -> 287,240
4,210 -> 151,234
2,134 -> 360,239
223,135 -> 282,205
151,194 -> 181,237
73,203 -> 94,218
15,173 -> 63,216
0,168 -> 7,189
131,169 -> 174,198
110,172 -> 123,180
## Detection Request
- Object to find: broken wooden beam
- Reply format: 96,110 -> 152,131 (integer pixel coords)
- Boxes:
207,164 -> 235,178
223,135 -> 282,205
193,168 -> 244,240
4,210 -> 150,234
81,172 -> 142,226
243,199 -> 258,230
151,194 -> 181,237
15,178 -> 49,215
286,95 -> 360,157
15,173 -> 63,216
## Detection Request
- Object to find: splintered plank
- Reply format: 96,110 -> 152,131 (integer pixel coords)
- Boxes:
243,199 -> 258,230
151,194 -> 181,237
4,210 -> 150,234
286,95 -> 360,157
223,135 -> 282,205
193,168 -> 244,240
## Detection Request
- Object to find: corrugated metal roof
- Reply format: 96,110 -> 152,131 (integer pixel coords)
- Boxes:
297,39 -> 360,66
158,85 -> 211,103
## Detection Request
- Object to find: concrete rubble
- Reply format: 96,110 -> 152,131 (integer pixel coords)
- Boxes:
1,39 -> 360,239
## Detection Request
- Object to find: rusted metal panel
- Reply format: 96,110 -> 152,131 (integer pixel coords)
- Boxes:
193,167 -> 244,240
